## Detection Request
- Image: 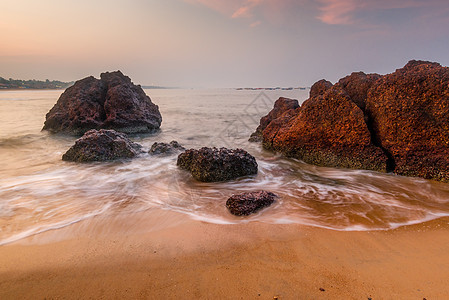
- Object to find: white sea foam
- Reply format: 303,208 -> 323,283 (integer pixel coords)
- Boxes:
1,88 -> 449,244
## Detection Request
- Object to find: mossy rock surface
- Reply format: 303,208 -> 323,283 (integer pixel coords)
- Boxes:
177,147 -> 258,182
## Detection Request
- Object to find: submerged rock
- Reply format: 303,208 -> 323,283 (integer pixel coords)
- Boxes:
253,60 -> 449,181
226,191 -> 278,216
177,147 -> 258,182
149,141 -> 185,155
249,97 -> 299,142
62,129 -> 142,162
43,71 -> 162,135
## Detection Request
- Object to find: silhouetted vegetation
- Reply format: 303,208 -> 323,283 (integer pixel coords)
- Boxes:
0,77 -> 73,89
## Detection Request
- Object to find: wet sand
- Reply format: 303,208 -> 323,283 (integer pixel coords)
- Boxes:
0,209 -> 448,299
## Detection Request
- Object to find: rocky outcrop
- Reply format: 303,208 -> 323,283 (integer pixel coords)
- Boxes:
62,129 -> 142,162
365,60 -> 449,181
177,147 -> 258,182
249,97 -> 299,142
149,141 -> 185,155
43,71 -> 162,135
263,85 -> 388,172
255,60 -> 449,181
226,191 -> 278,216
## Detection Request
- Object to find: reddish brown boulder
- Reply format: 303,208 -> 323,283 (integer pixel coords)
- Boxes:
249,97 -> 299,142
309,79 -> 333,99
261,108 -> 300,150
365,60 -> 449,181
43,71 -> 162,135
263,86 -> 388,171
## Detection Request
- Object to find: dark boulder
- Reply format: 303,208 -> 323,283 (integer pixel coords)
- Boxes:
149,141 -> 185,155
365,60 -> 449,181
43,71 -> 162,135
62,129 -> 142,162
177,147 -> 258,182
226,191 -> 278,216
249,97 -> 299,142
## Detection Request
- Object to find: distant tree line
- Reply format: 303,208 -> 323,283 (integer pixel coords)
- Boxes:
0,77 -> 74,89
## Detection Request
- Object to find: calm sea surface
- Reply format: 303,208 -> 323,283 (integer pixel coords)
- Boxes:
1,88 -> 449,244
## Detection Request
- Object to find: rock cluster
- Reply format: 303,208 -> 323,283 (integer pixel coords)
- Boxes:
50,71 -> 276,216
43,71 -> 162,135
261,73 -> 388,172
226,191 -> 278,216
177,147 -> 258,182
62,129 -> 142,162
255,60 -> 449,181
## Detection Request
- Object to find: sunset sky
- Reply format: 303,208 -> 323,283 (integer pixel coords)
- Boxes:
1,0 -> 448,87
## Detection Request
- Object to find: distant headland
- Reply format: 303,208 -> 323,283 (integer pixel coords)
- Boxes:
0,76 -> 180,90
0,77 -> 74,90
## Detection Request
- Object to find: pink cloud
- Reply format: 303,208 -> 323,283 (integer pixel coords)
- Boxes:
232,6 -> 252,18
316,0 -> 444,25
250,21 -> 262,27
184,0 -> 301,27
184,0 -> 267,26
184,0 -> 449,27
231,0 -> 264,18
317,0 -> 360,25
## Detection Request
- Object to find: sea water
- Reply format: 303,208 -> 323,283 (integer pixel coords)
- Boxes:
1,88 -> 449,245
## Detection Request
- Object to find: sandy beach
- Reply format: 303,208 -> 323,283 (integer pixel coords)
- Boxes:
2,0 -> 449,299
1,209 -> 448,299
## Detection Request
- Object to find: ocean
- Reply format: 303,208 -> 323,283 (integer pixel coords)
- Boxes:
1,88 -> 449,245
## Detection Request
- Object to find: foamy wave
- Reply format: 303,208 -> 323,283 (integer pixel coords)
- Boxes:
2,88 -> 449,244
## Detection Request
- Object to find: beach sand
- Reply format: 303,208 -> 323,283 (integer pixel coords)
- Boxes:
0,209 -> 448,299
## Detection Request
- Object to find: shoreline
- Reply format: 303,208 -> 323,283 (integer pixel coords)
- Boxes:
1,209 -> 448,299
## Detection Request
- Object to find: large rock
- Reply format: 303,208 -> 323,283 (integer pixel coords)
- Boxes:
43,71 -> 162,135
249,97 -> 299,142
226,191 -> 278,216
149,141 -> 185,155
62,129 -> 142,162
177,147 -> 258,182
365,60 -> 449,181
255,60 -> 449,181
262,85 -> 388,172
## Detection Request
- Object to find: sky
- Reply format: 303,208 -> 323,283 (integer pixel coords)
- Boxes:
1,0 -> 448,87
